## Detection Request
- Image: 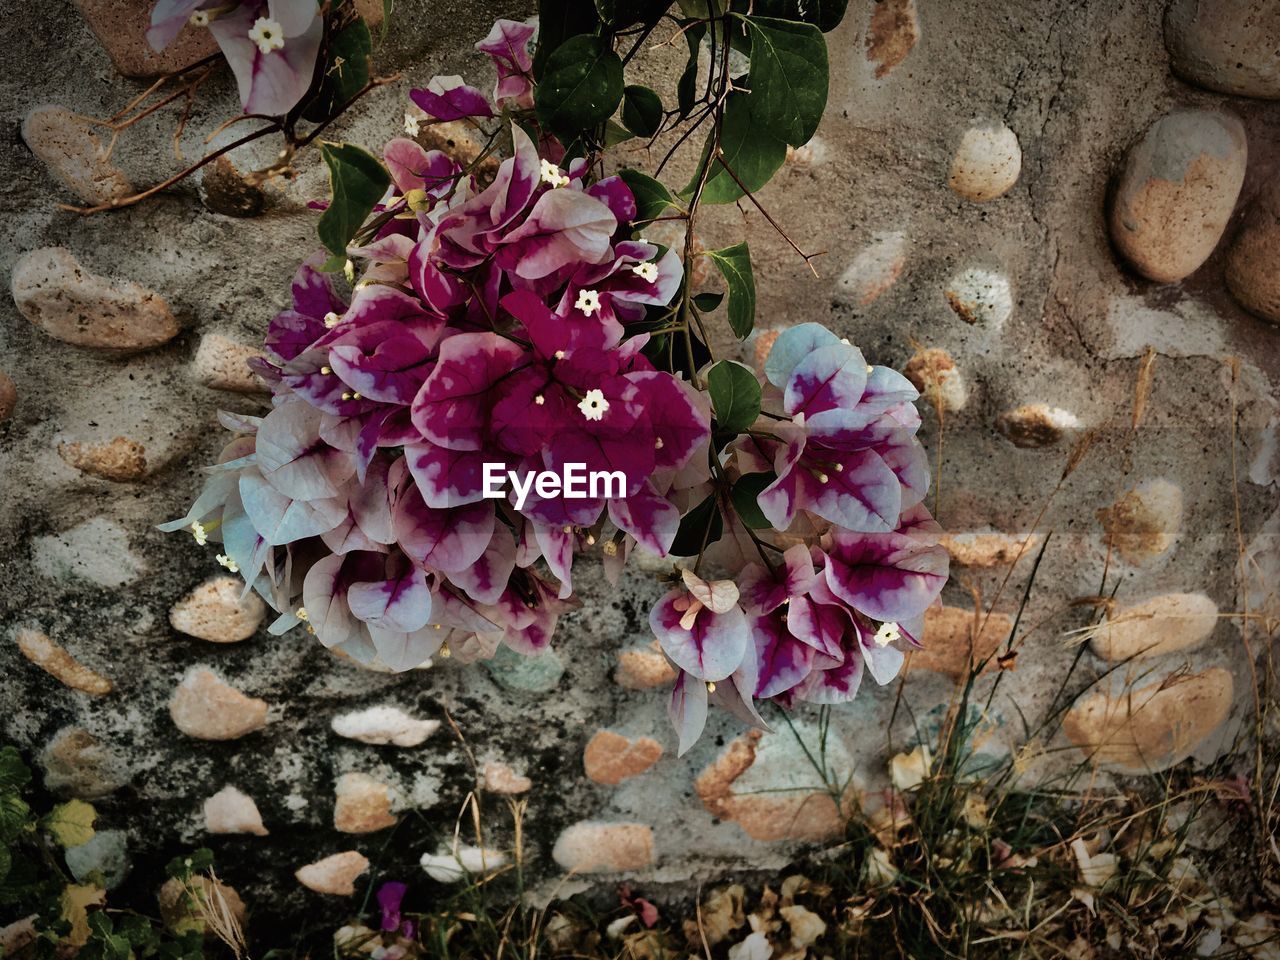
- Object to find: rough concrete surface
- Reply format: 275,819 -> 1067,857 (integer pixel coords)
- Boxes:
1,0 -> 1277,934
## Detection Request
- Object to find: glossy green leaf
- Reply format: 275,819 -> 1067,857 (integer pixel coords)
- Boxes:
670,493 -> 723,556
618,169 -> 676,223
705,241 -> 756,338
707,360 -> 762,435
676,20 -> 706,117
534,0 -> 600,75
596,0 -> 671,27
692,291 -> 724,312
534,35 -> 625,135
318,142 -> 390,257
732,472 -> 776,528
302,18 -> 372,122
736,0 -> 848,31
739,16 -> 827,146
622,84 -> 663,137
682,92 -> 787,204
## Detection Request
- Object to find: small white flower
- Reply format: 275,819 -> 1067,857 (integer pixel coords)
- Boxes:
295,606 -> 309,622
873,621 -> 901,647
403,111 -> 421,136
215,553 -> 239,573
189,9 -> 210,26
575,289 -> 601,316
578,388 -> 609,422
343,259 -> 355,284
323,311 -> 341,328
534,394 -> 545,405
631,261 -> 659,282
190,521 -> 208,546
248,16 -> 285,55
539,158 -> 570,188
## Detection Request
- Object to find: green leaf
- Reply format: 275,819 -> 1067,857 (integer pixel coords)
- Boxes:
534,35 -> 624,136
732,472 -> 776,528
707,360 -> 762,435
617,169 -> 677,224
302,18 -> 372,122
622,85 -> 663,138
676,20 -> 706,117
534,0 -> 600,76
670,493 -> 723,556
692,291 -> 724,312
705,241 -> 756,338
596,0 -> 670,26
736,0 -> 848,31
603,119 -> 634,147
44,799 -> 96,848
738,16 -> 828,146
682,92 -> 787,204
0,793 -> 30,845
317,142 -> 390,257
0,747 -> 30,793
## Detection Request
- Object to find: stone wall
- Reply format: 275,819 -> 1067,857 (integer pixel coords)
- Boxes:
1,0 -> 1277,931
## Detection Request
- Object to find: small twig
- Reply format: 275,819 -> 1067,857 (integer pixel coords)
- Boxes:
713,150 -> 826,278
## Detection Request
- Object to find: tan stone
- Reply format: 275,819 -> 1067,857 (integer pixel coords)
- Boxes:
331,705 -> 440,746
416,120 -> 500,182
73,0 -> 218,77
866,0 -> 918,78
15,627 -> 112,695
21,107 -> 133,205
1063,667 -> 1233,773
58,436 -> 147,481
169,668 -> 268,740
1098,479 -> 1183,565
996,404 -> 1082,448
583,731 -> 663,785
296,851 -> 370,895
204,786 -> 268,836
39,727 -> 129,798
1108,109 -> 1247,283
192,334 -> 266,392
0,370 -> 15,422
753,330 -> 781,372
334,773 -> 397,833
904,348 -> 967,413
482,760 -> 532,794
907,606 -> 1014,677
158,876 -> 246,933
614,645 -> 678,689
948,122 -> 1021,202
695,727 -> 855,842
1164,0 -> 1280,100
1090,593 -> 1218,662
169,577 -> 265,643
551,822 -> 655,873
1226,182 -> 1280,325
12,247 -> 178,350
940,531 -> 1041,568
835,232 -> 908,307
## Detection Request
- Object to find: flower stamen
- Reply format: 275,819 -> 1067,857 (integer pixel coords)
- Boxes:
248,17 -> 285,55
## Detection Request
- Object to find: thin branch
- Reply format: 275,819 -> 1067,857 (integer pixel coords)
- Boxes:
713,150 -> 826,277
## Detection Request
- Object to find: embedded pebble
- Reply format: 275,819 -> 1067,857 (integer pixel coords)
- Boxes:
903,348 -> 968,413
421,844 -> 508,882
1108,108 -> 1247,283
58,436 -> 148,481
0,371 -> 15,422
39,727 -> 130,798
15,626 -> 113,695
158,876 -> 246,931
945,268 -> 1012,328
752,330 -> 782,372
1063,667 -> 1233,773
65,830 -> 129,889
1226,182 -> 1280,325
482,760 -> 532,794
614,644 -> 678,690
33,517 -> 144,588
865,0 -> 919,78
199,156 -> 266,218
296,851 -> 369,895
12,247 -> 178,350
204,786 -> 269,836
948,121 -> 1021,202
333,773 -> 398,833
552,822 -> 655,873
940,531 -> 1042,568
192,333 -> 267,392
1164,0 -> 1280,100
696,722 -> 856,842
835,231 -> 908,307
996,404 -> 1082,448
583,731 -> 663,785
21,107 -> 133,204
485,644 -> 564,692
416,119 -> 500,181
73,0 -> 218,76
908,606 -> 1015,677
1097,478 -> 1183,564
169,668 -> 268,740
331,705 -> 440,747
169,577 -> 266,644
1090,592 -> 1218,662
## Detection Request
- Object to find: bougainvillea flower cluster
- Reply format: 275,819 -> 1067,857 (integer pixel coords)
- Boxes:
166,16 -> 948,753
